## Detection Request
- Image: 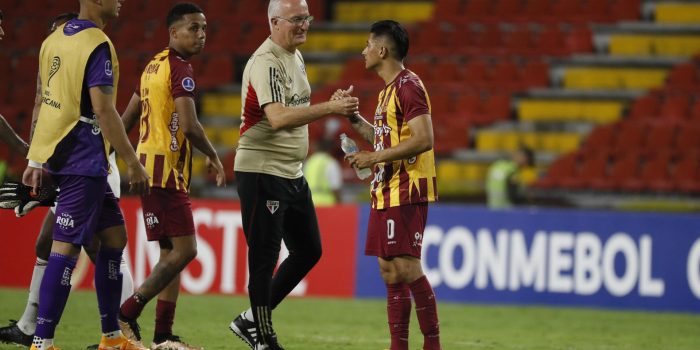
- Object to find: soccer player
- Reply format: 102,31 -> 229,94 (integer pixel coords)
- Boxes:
117,3 -> 224,349
0,11 -> 136,348
22,0 -> 150,348
228,0 -> 359,349
337,20 -> 442,350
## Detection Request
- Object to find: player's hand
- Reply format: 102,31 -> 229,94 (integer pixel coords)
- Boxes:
207,156 -> 226,187
344,150 -> 376,169
22,166 -> 42,194
330,96 -> 359,116
127,162 -> 150,195
0,180 -> 57,217
331,85 -> 354,101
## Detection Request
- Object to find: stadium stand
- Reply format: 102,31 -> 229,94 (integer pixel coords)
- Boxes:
1,0 -> 699,206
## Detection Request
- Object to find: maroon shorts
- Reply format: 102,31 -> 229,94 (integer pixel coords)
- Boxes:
365,202 -> 428,259
140,188 -> 195,241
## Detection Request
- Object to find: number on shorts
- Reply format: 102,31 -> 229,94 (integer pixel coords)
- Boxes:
387,219 -> 395,239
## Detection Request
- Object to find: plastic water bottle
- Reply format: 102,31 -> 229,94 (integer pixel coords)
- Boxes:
340,133 -> 372,180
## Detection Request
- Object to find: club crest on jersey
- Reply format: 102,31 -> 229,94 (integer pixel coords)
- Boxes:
48,56 -> 61,87
182,77 -> 195,92
266,200 -> 280,214
104,60 -> 113,77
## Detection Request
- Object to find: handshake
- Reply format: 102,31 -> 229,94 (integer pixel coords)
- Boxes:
0,180 -> 57,217
328,85 -> 360,117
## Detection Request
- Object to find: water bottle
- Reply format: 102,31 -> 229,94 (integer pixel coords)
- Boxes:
340,133 -> 372,180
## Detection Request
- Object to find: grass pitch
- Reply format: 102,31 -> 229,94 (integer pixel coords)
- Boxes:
0,288 -> 698,349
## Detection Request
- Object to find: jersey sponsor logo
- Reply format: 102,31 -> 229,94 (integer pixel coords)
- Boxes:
182,77 -> 195,92
169,113 -> 180,152
266,200 -> 279,214
144,212 -> 160,229
288,93 -> 310,106
56,213 -> 75,230
104,60 -> 113,77
48,56 -> 61,87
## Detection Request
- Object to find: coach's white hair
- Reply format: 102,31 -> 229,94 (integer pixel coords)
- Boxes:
267,0 -> 307,31
268,0 -> 282,31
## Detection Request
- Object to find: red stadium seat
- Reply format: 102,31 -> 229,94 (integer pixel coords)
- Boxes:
612,122 -> 646,157
628,94 -> 660,120
581,124 -> 615,155
666,63 -> 699,90
639,152 -> 674,192
659,94 -> 690,121
534,152 -> 579,188
673,153 -> 700,193
642,122 -> 676,157
606,152 -> 642,191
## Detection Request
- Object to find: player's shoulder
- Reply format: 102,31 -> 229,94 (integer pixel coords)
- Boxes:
397,69 -> 424,89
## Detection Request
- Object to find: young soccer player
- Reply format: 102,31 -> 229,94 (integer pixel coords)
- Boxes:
118,3 -> 225,349
336,20 -> 442,350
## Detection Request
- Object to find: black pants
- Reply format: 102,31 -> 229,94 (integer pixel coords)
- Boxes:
236,171 -> 322,331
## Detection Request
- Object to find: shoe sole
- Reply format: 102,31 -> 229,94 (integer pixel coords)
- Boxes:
229,322 -> 254,350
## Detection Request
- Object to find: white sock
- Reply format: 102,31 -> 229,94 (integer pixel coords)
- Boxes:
18,258 -> 47,335
103,330 -> 121,339
119,258 -> 134,305
32,336 -> 53,350
243,308 -> 254,322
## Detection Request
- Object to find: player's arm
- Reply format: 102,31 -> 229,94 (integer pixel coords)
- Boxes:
175,96 -> 226,186
347,113 -> 375,145
29,72 -> 41,143
331,86 -> 374,144
121,92 -> 141,134
0,114 -> 28,156
90,85 -> 150,194
264,98 -> 359,130
345,114 -> 433,169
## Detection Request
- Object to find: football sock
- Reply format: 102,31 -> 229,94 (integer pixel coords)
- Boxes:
34,253 -> 77,340
386,283 -> 411,350
243,308 -> 254,322
154,299 -> 176,340
95,248 -> 123,333
120,292 -> 147,321
409,276 -> 441,350
17,257 -> 47,335
120,257 -> 134,305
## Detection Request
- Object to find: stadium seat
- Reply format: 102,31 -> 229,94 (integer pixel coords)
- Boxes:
673,153 -> 700,193
639,152 -> 674,192
611,122 -> 646,157
642,122 -> 676,157
534,152 -> 579,188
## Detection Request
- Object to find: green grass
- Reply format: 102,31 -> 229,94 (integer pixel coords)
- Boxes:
0,288 -> 699,349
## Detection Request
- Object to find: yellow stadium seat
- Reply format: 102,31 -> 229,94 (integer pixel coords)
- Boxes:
204,127 -> 219,145
201,93 -> 242,116
655,3 -> 700,24
334,2 -> 433,24
218,127 -> 241,148
305,64 -> 344,86
519,99 -> 625,123
191,156 -> 207,177
564,68 -> 668,90
610,35 -> 700,57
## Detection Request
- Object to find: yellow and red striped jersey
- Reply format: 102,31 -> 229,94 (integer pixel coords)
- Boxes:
370,69 -> 438,210
135,48 -> 197,191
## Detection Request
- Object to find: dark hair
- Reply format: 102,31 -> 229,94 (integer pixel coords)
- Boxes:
519,146 -> 535,167
49,12 -> 78,33
0,10 -> 4,21
166,2 -> 204,28
370,20 -> 409,60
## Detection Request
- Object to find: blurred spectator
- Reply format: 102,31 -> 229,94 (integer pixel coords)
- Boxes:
304,137 -> 343,206
486,146 -> 534,209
